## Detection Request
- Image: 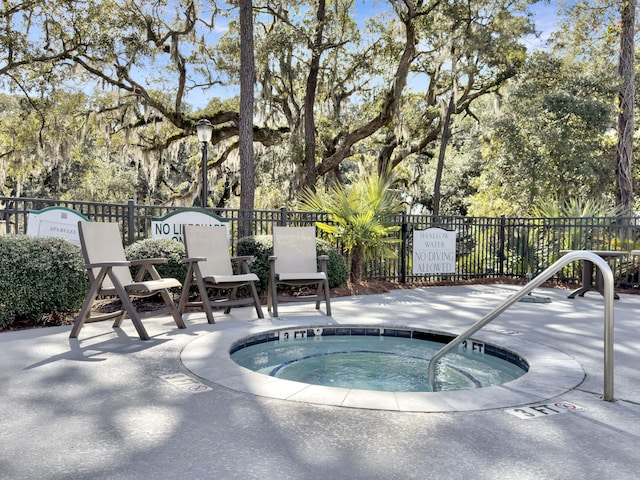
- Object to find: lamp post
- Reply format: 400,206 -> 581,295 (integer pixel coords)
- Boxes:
195,119 -> 214,208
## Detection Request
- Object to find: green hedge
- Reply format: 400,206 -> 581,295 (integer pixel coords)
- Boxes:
0,236 -> 88,329
237,235 -> 348,292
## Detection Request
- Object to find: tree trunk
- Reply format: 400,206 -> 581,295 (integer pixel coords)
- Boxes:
239,0 -> 255,237
432,96 -> 454,217
616,0 -> 635,211
302,0 -> 326,191
349,243 -> 365,284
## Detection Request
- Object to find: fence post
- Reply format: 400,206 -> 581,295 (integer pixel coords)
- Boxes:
498,215 -> 506,276
400,211 -> 408,284
279,206 -> 287,226
127,199 -> 136,245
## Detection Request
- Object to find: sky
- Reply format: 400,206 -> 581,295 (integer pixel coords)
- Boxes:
525,2 -> 561,50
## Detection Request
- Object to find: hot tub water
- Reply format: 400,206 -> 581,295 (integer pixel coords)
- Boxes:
230,327 -> 528,392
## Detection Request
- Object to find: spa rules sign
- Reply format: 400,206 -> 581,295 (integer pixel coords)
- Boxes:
413,228 -> 456,274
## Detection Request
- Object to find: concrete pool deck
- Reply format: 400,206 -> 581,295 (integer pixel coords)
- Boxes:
1,284 -> 639,479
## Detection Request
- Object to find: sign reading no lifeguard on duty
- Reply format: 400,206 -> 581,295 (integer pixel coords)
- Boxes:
412,227 -> 456,275
152,208 -> 229,242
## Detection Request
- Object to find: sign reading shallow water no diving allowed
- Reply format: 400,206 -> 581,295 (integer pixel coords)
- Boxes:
412,227 -> 456,275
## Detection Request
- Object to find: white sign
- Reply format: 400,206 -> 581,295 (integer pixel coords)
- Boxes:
26,207 -> 89,246
505,402 -> 583,420
151,208 -> 229,242
160,373 -> 212,394
412,227 -> 456,274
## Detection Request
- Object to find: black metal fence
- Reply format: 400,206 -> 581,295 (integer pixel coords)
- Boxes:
3,196 -> 640,286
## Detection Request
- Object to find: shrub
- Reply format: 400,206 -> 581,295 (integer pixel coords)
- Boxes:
317,238 -> 349,288
124,238 -> 187,286
0,236 -> 88,329
236,235 -> 272,292
237,234 -> 348,292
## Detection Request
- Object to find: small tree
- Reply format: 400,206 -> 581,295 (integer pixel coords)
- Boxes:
533,197 -> 624,254
300,171 -> 403,283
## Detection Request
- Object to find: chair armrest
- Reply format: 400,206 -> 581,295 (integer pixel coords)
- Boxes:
231,255 -> 255,263
84,260 -> 130,270
182,256 -> 207,264
130,257 -> 168,266
131,258 -> 168,282
232,255 -> 255,274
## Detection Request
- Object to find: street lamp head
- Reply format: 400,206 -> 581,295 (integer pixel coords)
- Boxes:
195,118 -> 214,143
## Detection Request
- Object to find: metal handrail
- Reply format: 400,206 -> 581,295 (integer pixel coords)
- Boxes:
427,250 -> 616,401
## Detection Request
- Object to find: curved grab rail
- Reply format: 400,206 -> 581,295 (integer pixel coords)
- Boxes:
427,251 -> 615,401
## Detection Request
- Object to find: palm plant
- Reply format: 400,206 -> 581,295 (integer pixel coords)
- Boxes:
532,197 -> 626,281
533,197 -> 624,252
299,171 -> 404,283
